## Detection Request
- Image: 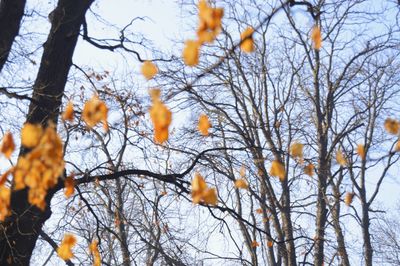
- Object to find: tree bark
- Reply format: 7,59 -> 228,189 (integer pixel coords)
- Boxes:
0,0 -> 93,264
0,0 -> 26,73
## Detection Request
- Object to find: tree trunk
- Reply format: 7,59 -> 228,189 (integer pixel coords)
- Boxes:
0,0 -> 26,72
0,0 -> 93,264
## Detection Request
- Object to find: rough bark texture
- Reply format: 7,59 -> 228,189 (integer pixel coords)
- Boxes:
0,0 -> 93,264
0,0 -> 26,72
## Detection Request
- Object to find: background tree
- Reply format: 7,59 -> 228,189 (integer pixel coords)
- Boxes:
0,0 -> 399,265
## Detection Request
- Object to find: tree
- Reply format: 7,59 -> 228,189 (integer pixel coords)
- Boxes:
0,0 -> 399,265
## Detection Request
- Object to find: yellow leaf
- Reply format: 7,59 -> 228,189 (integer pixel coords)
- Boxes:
64,174 -> 75,198
384,118 -> 400,135
290,142 -> 304,159
336,149 -> 347,166
89,240 -> 101,266
240,27 -> 255,53
62,101 -> 74,122
198,114 -> 211,136
311,25 -> 322,50
21,123 -> 43,148
304,163 -> 314,177
141,60 -> 158,80
255,208 -> 263,214
82,95 -> 109,131
269,160 -> 285,181
0,132 -> 15,159
357,144 -> 366,160
57,234 -> 77,260
183,40 -> 200,66
234,178 -> 249,189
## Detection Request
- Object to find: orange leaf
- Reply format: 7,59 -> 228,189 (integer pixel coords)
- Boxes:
269,160 -> 285,181
304,163 -> 314,177
21,123 -> 43,148
150,97 -> 172,144
57,234 -> 77,260
311,25 -> 322,50
384,118 -> 400,135
0,132 -> 15,159
198,114 -> 211,136
82,95 -> 109,131
183,40 -> 200,66
336,149 -> 347,166
251,240 -> 260,248
344,192 -> 354,206
290,142 -> 304,160
89,240 -> 101,266
240,27 -> 255,53
357,144 -> 366,160
141,60 -> 158,80
62,101 -> 74,122
234,178 -> 249,189
64,174 -> 75,198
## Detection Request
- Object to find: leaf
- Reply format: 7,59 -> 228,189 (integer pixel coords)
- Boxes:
234,178 -> 249,189
290,142 -> 304,160
357,144 -> 366,160
198,114 -> 211,136
64,174 -> 75,198
336,149 -> 347,166
89,240 -> 101,266
150,96 -> 172,144
251,240 -> 260,248
62,101 -> 74,122
304,163 -> 314,177
21,123 -> 43,148
191,173 -> 217,205
311,25 -> 322,50
240,27 -> 255,53
57,234 -> 77,261
344,192 -> 354,206
82,95 -> 109,131
384,118 -> 400,135
0,132 -> 15,159
269,160 -> 286,181
197,0 -> 223,44
183,40 -> 200,66
141,60 -> 158,80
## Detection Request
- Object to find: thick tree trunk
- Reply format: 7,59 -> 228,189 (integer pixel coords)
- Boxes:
0,0 -> 26,72
0,0 -> 93,264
